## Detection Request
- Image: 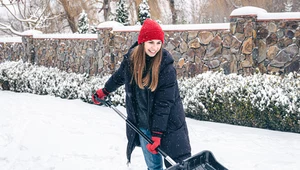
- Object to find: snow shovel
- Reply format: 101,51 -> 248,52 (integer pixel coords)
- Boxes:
94,94 -> 228,170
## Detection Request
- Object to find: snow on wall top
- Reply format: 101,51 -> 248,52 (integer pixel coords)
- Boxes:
258,12 -> 300,20
32,34 -> 98,39
230,6 -> 267,16
230,6 -> 300,20
102,23 -> 230,32
22,30 -> 43,36
0,37 -> 22,43
0,34 -> 98,41
97,21 -> 124,28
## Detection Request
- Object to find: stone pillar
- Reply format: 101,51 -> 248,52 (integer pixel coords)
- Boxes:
96,27 -> 113,76
22,35 -> 35,64
230,7 -> 263,76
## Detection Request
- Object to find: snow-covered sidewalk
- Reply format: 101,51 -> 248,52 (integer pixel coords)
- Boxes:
1,91 -> 300,170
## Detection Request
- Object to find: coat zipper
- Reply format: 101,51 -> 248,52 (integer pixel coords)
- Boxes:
147,88 -> 151,130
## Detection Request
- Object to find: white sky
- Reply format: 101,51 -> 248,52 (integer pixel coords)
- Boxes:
1,91 -> 300,170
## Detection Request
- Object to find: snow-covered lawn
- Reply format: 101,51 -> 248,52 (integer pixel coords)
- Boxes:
1,91 -> 300,170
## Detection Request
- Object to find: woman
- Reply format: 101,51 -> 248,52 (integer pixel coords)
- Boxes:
92,19 -> 191,170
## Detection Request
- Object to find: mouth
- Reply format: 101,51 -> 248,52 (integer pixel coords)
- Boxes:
148,50 -> 157,56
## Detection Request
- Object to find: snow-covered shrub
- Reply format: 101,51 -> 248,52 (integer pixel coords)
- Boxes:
0,60 -> 125,106
178,70 -> 300,133
0,61 -> 85,98
78,75 -> 125,106
1,60 -> 299,133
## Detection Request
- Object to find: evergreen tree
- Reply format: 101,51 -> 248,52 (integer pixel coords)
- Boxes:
90,25 -> 97,34
78,10 -> 89,34
116,0 -> 130,26
284,0 -> 293,12
138,0 -> 151,25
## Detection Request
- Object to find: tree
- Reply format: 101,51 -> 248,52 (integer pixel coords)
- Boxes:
116,0 -> 129,26
77,10 -> 89,34
284,0 -> 293,12
138,0 -> 150,25
0,0 -> 61,36
58,0 -> 109,33
90,25 -> 97,34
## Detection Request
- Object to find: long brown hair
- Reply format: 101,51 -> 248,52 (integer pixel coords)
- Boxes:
130,43 -> 162,92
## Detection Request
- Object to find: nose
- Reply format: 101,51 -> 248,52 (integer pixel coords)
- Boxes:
153,44 -> 160,50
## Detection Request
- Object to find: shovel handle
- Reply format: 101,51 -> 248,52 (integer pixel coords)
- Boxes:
93,94 -> 177,166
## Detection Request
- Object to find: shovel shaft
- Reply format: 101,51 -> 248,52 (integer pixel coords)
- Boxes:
111,105 -> 176,165
94,96 -> 177,166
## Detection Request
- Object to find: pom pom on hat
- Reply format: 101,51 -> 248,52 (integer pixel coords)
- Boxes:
138,19 -> 164,44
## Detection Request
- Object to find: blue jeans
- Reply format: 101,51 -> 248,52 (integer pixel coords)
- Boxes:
139,128 -> 163,170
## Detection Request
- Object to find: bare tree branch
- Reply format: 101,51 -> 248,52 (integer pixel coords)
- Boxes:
0,22 -> 24,36
225,0 -> 241,8
0,0 -> 37,23
0,0 -> 63,36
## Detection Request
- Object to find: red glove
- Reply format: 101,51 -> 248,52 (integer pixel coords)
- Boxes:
92,88 -> 109,104
146,137 -> 161,154
146,131 -> 163,154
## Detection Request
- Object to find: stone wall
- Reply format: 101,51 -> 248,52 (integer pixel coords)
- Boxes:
255,20 -> 300,74
111,26 -> 231,78
0,7 -> 299,78
0,38 -> 24,64
229,7 -> 300,76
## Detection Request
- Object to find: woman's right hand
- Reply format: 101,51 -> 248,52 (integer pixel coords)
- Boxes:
92,88 -> 109,104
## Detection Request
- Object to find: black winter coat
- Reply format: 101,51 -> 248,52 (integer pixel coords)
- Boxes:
104,42 -> 191,164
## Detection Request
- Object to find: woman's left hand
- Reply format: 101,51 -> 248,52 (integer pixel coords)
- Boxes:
146,136 -> 161,154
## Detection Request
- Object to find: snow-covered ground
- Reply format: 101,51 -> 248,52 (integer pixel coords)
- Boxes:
1,91 -> 300,170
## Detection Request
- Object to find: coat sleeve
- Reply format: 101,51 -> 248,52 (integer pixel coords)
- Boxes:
151,64 -> 177,133
104,57 -> 127,93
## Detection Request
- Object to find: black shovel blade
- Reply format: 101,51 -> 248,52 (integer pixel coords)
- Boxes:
166,150 -> 228,170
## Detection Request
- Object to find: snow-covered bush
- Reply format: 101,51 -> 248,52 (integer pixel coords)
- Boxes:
1,60 -> 299,133
178,70 -> 300,133
78,75 -> 125,106
0,60 -> 125,106
0,61 -> 85,98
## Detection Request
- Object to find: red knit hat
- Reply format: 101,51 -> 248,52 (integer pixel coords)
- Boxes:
138,19 -> 164,44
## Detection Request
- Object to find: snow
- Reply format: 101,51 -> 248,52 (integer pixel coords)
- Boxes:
1,90 -> 300,170
230,6 -> 300,20
32,34 -> 97,39
97,21 -> 124,28
107,23 -> 230,33
21,30 -> 43,36
230,6 -> 268,16
258,12 -> 300,20
0,37 -> 22,43
162,23 -> 229,31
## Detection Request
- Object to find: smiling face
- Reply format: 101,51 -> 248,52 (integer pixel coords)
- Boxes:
144,40 -> 162,57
